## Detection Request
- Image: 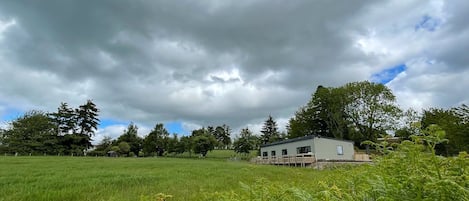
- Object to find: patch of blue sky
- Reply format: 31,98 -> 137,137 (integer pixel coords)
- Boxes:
165,121 -> 186,135
1,108 -> 24,122
414,15 -> 441,32
371,64 -> 407,84
99,118 -> 127,128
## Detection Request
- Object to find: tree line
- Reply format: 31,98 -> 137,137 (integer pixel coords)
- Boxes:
1,80 -> 468,156
91,123 -> 234,157
0,100 -> 99,156
286,81 -> 469,155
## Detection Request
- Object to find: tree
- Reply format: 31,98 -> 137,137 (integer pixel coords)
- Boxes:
2,111 -> 59,155
191,127 -> 217,157
76,100 -> 100,137
233,127 -> 255,155
288,81 -> 400,149
287,86 -> 349,139
422,105 -> 469,155
342,81 -> 401,143
260,115 -> 281,144
49,102 -> 76,135
395,108 -> 421,140
143,123 -> 169,156
192,135 -> 216,157
287,106 -> 316,138
213,124 -> 231,149
116,122 -> 143,156
175,136 -> 192,154
166,134 -> 179,154
92,136 -> 113,155
118,141 -> 130,155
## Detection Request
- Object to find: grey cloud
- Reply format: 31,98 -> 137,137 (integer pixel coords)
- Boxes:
0,0 -> 468,134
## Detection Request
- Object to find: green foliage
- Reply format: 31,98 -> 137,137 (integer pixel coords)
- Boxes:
207,126 -> 469,201
212,124 -> 231,149
287,81 -> 400,145
118,141 -> 131,155
260,115 -> 281,144
2,110 -> 59,155
91,136 -> 113,156
233,128 -> 255,154
192,134 -> 217,157
49,102 -> 76,135
76,100 -> 100,137
343,81 -> 401,143
423,105 -> 469,155
143,123 -> 169,156
116,122 -> 143,156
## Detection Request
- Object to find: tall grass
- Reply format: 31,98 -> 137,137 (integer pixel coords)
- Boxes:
1,130 -> 467,201
0,156 -> 338,201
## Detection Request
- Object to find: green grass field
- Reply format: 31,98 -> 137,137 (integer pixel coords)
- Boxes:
2,144 -> 467,201
0,156 -> 341,201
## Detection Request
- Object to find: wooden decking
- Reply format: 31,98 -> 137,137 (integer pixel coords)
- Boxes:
253,154 -> 316,167
252,153 -> 371,168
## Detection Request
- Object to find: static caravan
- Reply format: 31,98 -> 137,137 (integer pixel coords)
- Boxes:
260,135 -> 355,161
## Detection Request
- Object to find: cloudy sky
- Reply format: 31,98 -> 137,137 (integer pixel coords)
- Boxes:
0,1 -> 468,142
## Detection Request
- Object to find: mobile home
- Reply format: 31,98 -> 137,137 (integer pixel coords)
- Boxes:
260,135 -> 355,161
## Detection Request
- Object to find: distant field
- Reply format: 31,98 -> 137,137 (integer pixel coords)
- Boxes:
0,156 -> 343,201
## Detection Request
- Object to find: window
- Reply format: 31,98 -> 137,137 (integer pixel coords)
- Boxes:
271,150 -> 276,157
337,145 -> 343,155
262,152 -> 268,157
296,146 -> 311,154
282,149 -> 288,156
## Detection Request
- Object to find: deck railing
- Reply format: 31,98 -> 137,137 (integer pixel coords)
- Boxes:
253,154 -> 316,167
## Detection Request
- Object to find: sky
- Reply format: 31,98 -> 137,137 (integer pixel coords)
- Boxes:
0,0 -> 468,143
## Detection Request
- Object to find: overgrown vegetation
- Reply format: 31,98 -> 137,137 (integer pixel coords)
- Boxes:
205,125 -> 469,201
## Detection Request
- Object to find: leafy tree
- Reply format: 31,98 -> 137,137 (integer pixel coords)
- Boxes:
343,81 -> 401,143
76,100 -> 100,137
59,133 -> 91,155
288,81 -> 400,149
422,105 -> 469,155
143,123 -> 169,156
395,108 -> 421,140
2,111 -> 58,155
166,134 -> 179,154
92,136 -> 113,155
175,136 -> 192,154
192,135 -> 216,157
260,115 -> 281,144
116,122 -> 143,156
233,127 -> 255,154
287,106 -> 316,138
214,124 -> 231,149
191,127 -> 217,157
118,141 -> 130,155
288,86 -> 349,139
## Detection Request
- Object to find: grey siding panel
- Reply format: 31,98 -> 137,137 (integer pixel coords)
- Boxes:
313,138 -> 354,160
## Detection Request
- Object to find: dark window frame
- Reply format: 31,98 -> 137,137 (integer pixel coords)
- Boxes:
281,149 -> 288,155
296,146 -> 311,154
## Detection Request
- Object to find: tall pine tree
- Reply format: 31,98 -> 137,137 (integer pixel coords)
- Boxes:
76,100 -> 100,137
260,115 -> 281,144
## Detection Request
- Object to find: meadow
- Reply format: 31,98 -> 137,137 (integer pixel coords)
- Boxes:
0,155 -> 340,201
1,137 -> 468,201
